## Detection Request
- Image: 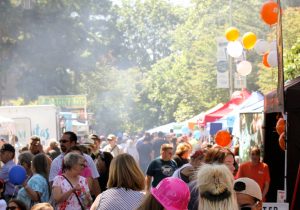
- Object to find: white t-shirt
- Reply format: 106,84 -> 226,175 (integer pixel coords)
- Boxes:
49,153 -> 99,182
0,199 -> 7,210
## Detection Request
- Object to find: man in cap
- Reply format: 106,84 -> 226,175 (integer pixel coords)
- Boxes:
88,134 -> 102,160
234,177 -> 263,210
103,134 -> 122,157
0,143 -> 17,201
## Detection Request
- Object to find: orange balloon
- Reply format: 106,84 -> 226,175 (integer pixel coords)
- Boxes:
215,130 -> 231,147
260,1 -> 279,26
262,52 -> 271,68
279,132 -> 285,151
276,118 -> 285,135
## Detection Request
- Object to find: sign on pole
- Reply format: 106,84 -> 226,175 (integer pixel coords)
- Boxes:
216,37 -> 229,88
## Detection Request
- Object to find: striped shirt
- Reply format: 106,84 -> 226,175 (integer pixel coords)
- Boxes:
96,188 -> 144,210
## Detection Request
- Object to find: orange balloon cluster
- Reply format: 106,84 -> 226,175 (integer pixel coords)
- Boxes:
260,0 -> 279,26
279,132 -> 285,151
215,130 -> 231,147
276,118 -> 285,135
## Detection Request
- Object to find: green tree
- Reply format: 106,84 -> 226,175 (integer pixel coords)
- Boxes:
115,0 -> 186,69
142,0 -> 267,123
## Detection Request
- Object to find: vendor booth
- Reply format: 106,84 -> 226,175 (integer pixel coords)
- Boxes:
264,76 -> 300,208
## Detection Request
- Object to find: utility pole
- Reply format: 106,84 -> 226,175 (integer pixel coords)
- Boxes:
228,0 -> 234,97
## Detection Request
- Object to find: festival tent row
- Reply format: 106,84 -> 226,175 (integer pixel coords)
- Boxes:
147,89 -> 255,137
198,89 -> 251,127
147,122 -> 179,134
263,76 -> 300,208
147,89 -> 252,136
146,104 -> 224,135
184,103 -> 224,130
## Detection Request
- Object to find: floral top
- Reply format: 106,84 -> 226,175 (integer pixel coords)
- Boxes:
17,174 -> 50,209
52,175 -> 92,210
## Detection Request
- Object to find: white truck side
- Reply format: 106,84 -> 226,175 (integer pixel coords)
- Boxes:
0,105 -> 59,147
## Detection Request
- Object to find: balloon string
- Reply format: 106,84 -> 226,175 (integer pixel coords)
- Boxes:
9,185 -> 19,201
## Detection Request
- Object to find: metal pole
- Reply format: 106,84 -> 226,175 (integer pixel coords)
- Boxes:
228,0 -> 234,97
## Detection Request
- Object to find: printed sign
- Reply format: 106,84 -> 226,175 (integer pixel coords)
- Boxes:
38,95 -> 87,109
262,203 -> 289,210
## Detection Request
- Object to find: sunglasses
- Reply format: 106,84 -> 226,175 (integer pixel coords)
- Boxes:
59,139 -> 70,144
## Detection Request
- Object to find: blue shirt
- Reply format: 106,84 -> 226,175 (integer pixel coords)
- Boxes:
17,174 -> 49,208
0,160 -> 16,196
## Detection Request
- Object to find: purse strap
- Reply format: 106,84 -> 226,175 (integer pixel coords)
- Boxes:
61,175 -> 84,210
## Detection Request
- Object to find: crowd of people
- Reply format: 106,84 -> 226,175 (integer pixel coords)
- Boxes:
0,130 -> 270,210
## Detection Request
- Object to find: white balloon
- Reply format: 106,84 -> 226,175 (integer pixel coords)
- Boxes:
237,60 -> 252,76
227,41 -> 243,58
270,40 -> 277,51
254,39 -> 270,55
267,50 -> 278,67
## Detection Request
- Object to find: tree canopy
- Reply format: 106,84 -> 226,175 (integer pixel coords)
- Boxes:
1,0 -> 300,134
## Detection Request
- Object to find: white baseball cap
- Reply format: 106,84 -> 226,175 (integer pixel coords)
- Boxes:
234,178 -> 262,201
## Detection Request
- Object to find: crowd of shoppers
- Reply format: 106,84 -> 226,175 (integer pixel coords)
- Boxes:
0,130 -> 269,210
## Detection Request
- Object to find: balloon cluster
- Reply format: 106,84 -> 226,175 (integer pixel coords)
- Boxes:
222,1 -> 280,76
254,40 -> 278,68
258,0 -> 280,68
225,27 -> 256,76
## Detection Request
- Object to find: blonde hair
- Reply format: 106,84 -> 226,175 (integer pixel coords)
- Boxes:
160,144 -> 173,152
175,142 -> 192,156
197,164 -> 238,210
107,153 -> 145,190
31,202 -> 54,210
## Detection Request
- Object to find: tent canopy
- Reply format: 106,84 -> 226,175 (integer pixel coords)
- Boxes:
147,122 -> 178,134
265,76 -> 300,113
239,91 -> 264,113
183,103 -> 224,130
239,100 -> 264,113
199,89 -> 251,126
